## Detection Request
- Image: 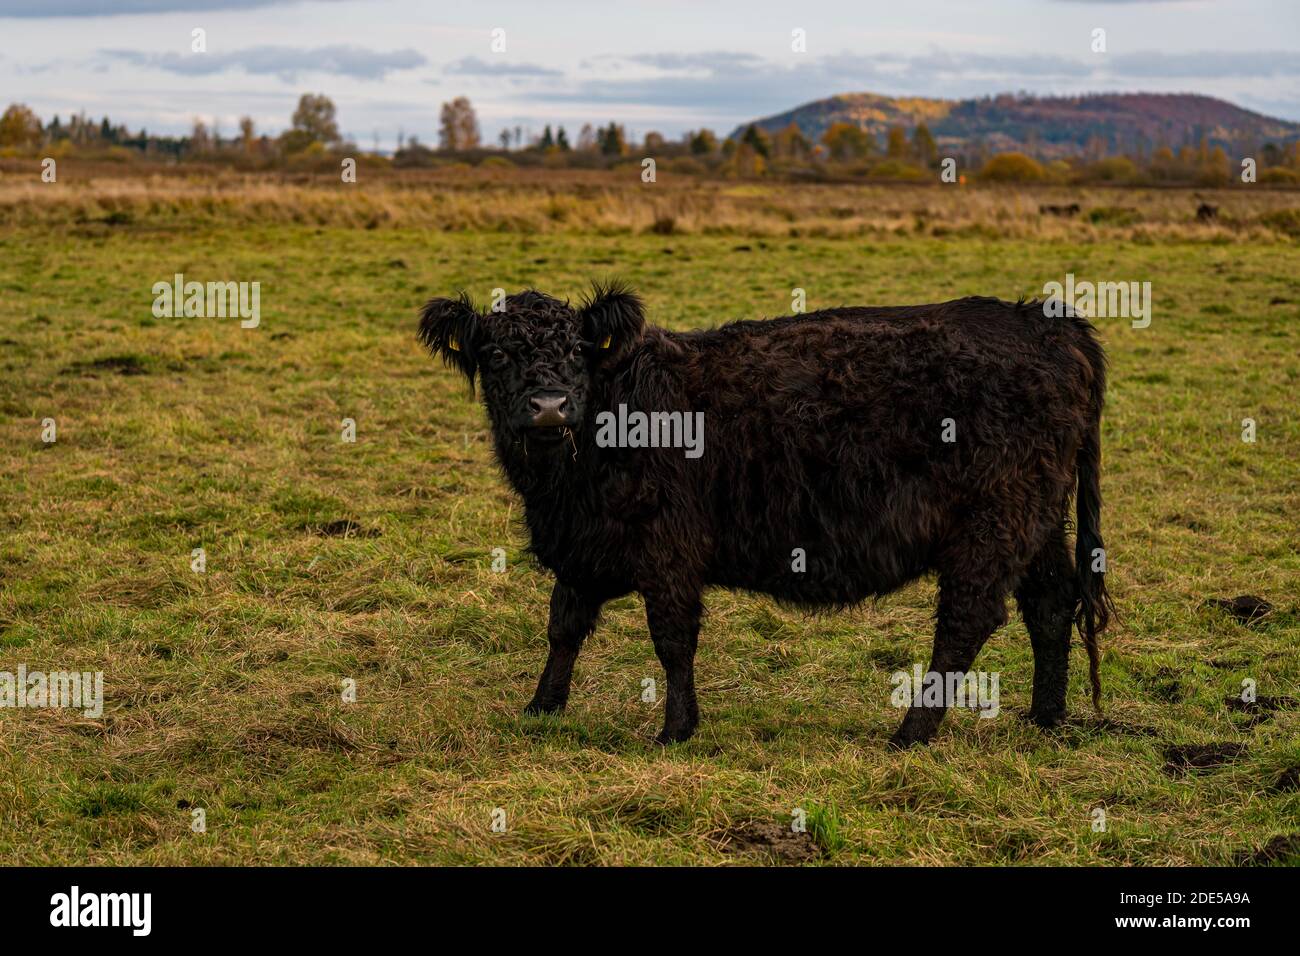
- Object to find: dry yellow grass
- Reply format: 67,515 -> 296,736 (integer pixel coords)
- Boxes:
1,163 -> 1297,241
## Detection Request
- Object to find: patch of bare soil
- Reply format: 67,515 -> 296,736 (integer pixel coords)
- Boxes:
1162,742 -> 1247,776
1268,766 -> 1300,793
1206,595 -> 1274,624
720,821 -> 821,864
1224,694 -> 1297,728
1234,834 -> 1300,866
61,354 -> 150,376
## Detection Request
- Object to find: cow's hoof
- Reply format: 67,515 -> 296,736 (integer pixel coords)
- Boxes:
887,730 -> 928,750
523,699 -> 564,716
654,727 -> 694,745
1027,708 -> 1066,729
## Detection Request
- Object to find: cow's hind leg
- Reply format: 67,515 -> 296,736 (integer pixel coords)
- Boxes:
524,582 -> 602,716
1014,528 -> 1076,728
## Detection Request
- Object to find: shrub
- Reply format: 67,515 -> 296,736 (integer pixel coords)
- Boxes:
1085,156 -> 1139,183
1260,168 -> 1300,185
1194,163 -> 1231,187
1260,208 -> 1300,237
1087,205 -> 1141,226
1047,159 -> 1073,181
868,159 -> 927,181
980,152 -> 1046,183
667,156 -> 704,175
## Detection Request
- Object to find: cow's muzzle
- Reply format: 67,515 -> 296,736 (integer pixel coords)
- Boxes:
528,392 -> 571,428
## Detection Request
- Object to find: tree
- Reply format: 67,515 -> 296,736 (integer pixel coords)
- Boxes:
1197,144 -> 1230,185
188,118 -> 212,155
498,128 -> 512,150
731,142 -> 766,177
65,112 -> 94,145
0,103 -> 43,147
291,93 -> 341,145
689,129 -> 718,155
555,126 -> 570,151
577,123 -> 596,151
822,122 -> 872,161
773,122 -> 811,161
643,131 -> 666,153
741,124 -> 771,159
539,124 -> 554,149
886,125 -> 909,159
238,116 -> 256,153
911,123 -> 938,168
597,122 -> 627,156
438,97 -> 480,150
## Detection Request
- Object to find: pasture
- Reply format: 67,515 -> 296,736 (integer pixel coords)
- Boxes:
1,170 -> 1297,864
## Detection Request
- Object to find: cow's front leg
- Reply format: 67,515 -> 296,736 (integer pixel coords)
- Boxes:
643,588 -> 703,744
524,582 -> 602,715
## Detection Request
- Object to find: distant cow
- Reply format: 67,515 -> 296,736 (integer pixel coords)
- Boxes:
419,285 -> 1114,748
1039,203 -> 1081,217
1197,202 -> 1219,222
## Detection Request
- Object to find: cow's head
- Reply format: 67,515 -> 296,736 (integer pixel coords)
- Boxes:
418,282 -> 644,450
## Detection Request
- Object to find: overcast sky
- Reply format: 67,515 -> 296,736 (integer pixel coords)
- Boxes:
2,0 -> 1297,148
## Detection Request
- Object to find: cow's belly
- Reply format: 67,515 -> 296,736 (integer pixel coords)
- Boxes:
706,511 -> 936,606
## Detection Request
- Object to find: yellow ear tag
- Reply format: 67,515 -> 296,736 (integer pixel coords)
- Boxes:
447,334 -> 460,352
600,335 -> 612,349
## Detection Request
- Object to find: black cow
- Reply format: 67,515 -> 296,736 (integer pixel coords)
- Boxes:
418,284 -> 1113,747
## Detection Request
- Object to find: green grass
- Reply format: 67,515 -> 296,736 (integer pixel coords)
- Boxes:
1,218 -> 1297,865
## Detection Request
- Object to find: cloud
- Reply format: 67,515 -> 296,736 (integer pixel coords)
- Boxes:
514,46 -> 1300,122
899,50 -> 1094,79
524,50 -> 1103,117
618,51 -> 766,71
100,44 -> 426,81
0,0 -> 348,15
1108,49 -> 1300,78
443,56 -> 562,77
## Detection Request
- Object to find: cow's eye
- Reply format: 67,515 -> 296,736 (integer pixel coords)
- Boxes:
484,347 -> 510,371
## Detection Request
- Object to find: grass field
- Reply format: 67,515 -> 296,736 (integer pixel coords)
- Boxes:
1,177 -> 1298,865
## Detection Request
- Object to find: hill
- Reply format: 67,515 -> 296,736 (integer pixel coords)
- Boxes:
731,92 -> 1300,157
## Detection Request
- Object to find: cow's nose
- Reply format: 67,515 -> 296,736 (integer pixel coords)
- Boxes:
529,393 -> 569,426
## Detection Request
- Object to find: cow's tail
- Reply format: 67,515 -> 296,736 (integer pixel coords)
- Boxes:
1074,381 -> 1114,717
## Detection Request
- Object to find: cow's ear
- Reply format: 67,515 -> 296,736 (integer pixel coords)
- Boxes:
418,292 -> 482,388
580,280 -> 644,363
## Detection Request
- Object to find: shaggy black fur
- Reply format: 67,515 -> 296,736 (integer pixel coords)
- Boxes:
418,283 -> 1114,747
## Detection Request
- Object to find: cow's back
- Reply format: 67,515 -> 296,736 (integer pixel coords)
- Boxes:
635,297 -> 1101,604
